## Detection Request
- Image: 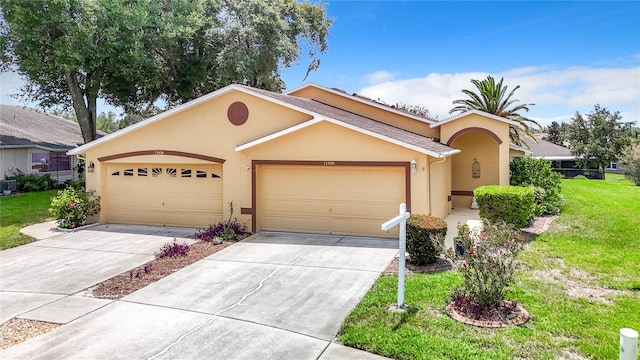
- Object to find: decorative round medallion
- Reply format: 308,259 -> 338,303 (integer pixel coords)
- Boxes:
227,101 -> 249,126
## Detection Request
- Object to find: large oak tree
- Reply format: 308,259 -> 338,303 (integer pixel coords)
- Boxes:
0,0 -> 332,143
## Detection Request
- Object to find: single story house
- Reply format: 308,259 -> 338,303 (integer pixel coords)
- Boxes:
1,105 -> 83,183
69,83 -> 518,238
519,134 -> 603,179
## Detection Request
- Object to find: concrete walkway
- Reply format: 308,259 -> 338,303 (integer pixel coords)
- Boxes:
444,208 -> 482,249
1,229 -> 395,360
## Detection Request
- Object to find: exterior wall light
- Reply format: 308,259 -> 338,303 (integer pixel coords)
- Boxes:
87,161 -> 95,173
410,159 -> 417,175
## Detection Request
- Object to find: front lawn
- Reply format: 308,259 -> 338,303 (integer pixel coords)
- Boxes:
0,190 -> 57,249
340,175 -> 640,359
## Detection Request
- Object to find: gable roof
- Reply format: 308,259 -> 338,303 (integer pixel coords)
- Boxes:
0,105 -> 85,151
522,134 -> 574,160
430,109 -> 519,128
286,83 -> 436,124
70,84 -> 459,158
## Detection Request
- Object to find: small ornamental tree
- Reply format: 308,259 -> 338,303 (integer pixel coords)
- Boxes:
49,187 -> 100,229
437,222 -> 526,311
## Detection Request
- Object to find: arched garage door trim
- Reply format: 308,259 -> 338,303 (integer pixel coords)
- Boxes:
98,150 -> 225,163
246,160 -> 411,233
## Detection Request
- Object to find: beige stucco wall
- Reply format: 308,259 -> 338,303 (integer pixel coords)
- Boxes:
84,91 -> 313,225
510,148 -> 526,160
450,132 -> 500,208
289,86 -> 440,138
83,89 -> 451,231
241,121 -> 448,228
438,113 -> 511,209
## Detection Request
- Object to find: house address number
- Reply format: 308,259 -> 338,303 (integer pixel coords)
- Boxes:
155,151 -> 165,155
323,161 -> 335,166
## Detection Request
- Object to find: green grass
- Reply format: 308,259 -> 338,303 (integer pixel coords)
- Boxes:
340,175 -> 640,359
0,190 -> 57,249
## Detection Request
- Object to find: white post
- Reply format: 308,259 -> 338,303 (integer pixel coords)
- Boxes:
397,203 -> 406,308
620,328 -> 638,360
381,203 -> 410,309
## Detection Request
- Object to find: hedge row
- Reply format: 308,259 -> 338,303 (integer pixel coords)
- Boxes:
474,185 -> 534,228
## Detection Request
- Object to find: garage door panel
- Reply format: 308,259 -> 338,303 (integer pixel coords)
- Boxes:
260,165 -> 404,238
106,164 -> 223,227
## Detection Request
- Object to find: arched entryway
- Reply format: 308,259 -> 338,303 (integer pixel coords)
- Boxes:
449,130 -> 501,209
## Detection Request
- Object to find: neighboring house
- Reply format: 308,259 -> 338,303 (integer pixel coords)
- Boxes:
516,133 -> 603,179
69,83 -> 517,238
1,105 -> 84,183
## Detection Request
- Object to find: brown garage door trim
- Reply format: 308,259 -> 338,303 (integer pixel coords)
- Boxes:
246,160 -> 411,233
98,150 -> 225,163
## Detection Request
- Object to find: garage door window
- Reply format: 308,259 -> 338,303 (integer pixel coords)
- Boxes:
167,168 -> 177,177
181,169 -> 191,177
123,168 -> 134,176
138,168 -> 148,176
211,173 -> 220,178
196,170 -> 207,178
152,168 -> 162,177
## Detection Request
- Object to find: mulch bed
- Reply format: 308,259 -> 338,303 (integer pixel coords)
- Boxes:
0,318 -> 61,350
91,240 -> 234,299
445,300 -> 530,328
383,256 -> 452,275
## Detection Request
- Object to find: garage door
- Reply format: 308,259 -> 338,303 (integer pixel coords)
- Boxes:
259,165 -> 405,238
106,163 -> 223,227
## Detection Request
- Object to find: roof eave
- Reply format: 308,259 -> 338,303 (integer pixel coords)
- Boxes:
236,117 -> 458,158
431,109 -> 519,128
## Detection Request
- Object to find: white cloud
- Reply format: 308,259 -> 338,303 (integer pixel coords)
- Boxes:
358,66 -> 640,127
362,70 -> 395,85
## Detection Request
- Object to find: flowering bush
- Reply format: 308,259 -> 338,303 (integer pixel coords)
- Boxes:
49,187 -> 101,229
439,222 -> 526,309
155,241 -> 189,259
195,218 -> 248,242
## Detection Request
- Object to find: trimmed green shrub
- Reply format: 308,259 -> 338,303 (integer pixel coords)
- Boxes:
510,157 -> 564,215
474,185 -> 534,228
406,214 -> 448,265
49,187 -> 101,229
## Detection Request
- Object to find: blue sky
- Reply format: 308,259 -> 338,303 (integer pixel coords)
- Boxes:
282,1 -> 640,126
1,1 -> 639,127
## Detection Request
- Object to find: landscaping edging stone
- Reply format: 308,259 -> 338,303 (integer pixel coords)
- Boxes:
445,302 -> 530,328
54,223 -> 99,232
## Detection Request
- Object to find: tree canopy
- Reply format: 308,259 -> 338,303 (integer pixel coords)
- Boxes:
566,104 -> 635,172
450,76 -> 540,146
544,121 -> 564,146
0,0 -> 332,143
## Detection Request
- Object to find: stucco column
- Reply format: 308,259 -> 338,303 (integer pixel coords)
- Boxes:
499,142 -> 510,185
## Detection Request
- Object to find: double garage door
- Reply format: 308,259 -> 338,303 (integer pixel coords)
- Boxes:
104,162 -> 406,237
259,165 -> 406,238
106,163 -> 223,227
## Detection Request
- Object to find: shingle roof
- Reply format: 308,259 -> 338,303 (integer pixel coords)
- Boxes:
521,134 -> 573,158
240,86 -> 458,156
1,105 -> 85,151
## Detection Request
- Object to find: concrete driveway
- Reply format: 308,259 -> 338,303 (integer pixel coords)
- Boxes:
1,230 -> 397,359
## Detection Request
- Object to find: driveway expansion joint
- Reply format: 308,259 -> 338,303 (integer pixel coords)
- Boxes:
145,266 -> 282,360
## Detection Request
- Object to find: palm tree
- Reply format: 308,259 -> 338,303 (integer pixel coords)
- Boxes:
450,76 -> 540,146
